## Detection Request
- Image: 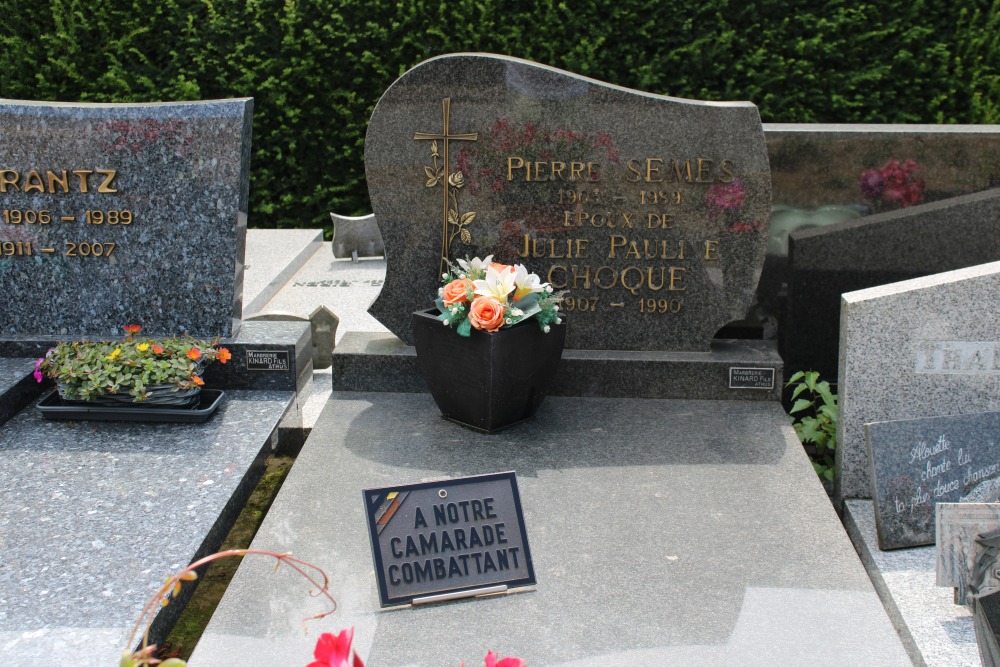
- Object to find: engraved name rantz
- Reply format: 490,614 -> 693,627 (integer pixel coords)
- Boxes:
0,168 -> 119,193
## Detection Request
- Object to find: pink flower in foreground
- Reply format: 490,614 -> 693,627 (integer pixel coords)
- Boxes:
485,650 -> 527,667
33,357 -> 44,383
307,628 -> 364,667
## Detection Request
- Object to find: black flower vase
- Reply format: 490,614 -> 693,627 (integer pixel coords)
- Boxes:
411,308 -> 566,432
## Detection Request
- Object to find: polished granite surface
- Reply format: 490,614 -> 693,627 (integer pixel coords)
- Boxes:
190,393 -> 908,666
0,389 -> 294,666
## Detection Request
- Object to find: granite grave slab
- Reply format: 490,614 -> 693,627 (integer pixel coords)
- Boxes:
0,357 -> 44,427
0,98 -> 252,338
865,410 -> 1000,549
936,503 -> 1000,606
837,261 -> 1000,502
189,395 -> 907,666
365,54 -> 771,351
0,389 -> 293,666
844,499 -> 978,667
243,228 -> 324,317
786,188 -> 1000,379
331,212 -> 384,259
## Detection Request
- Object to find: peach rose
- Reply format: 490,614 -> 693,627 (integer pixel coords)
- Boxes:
468,296 -> 506,332
490,262 -> 514,274
442,278 -> 472,307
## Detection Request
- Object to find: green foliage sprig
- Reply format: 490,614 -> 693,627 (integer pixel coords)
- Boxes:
37,325 -> 231,401
786,370 -> 838,482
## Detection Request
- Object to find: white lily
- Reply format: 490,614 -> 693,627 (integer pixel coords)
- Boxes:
473,265 -> 516,301
511,264 -> 546,302
457,255 -> 494,275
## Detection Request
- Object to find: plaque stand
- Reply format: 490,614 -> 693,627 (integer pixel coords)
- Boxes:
412,584 -> 509,606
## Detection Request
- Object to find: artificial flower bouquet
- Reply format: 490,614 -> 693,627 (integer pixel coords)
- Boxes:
435,255 -> 564,335
36,324 -> 231,404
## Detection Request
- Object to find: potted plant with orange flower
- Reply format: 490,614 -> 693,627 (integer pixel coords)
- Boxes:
411,256 -> 566,432
35,324 -> 231,419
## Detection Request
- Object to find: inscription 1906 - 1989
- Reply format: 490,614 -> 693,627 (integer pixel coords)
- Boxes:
0,168 -> 131,259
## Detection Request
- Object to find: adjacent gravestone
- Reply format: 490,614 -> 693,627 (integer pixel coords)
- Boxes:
786,188 -> 1000,378
330,212 -> 384,259
837,261 -> 1000,501
365,54 -> 771,350
866,411 -> 1000,550
936,503 -> 1000,605
0,98 -> 252,338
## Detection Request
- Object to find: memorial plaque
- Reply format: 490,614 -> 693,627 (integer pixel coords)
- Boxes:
728,366 -> 775,389
363,471 -> 534,607
0,98 -> 252,338
365,54 -> 770,350
246,350 -> 290,371
866,411 -> 1000,549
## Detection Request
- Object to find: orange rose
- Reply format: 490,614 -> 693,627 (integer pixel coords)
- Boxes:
468,296 -> 506,332
490,262 -> 514,274
442,278 -> 473,307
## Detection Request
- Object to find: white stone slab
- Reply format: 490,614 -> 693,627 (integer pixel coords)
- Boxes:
243,229 -> 323,316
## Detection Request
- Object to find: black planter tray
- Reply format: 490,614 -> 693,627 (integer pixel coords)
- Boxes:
37,389 -> 224,423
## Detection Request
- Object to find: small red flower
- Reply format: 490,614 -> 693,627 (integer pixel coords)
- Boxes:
186,348 -> 201,361
307,628 -> 364,667
152,344 -> 164,354
124,324 -> 141,334
485,651 -> 527,667
216,348 -> 232,364
191,376 -> 204,386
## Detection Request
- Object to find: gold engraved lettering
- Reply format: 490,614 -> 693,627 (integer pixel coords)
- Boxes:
72,169 -> 93,193
696,158 -> 714,183
569,162 -> 585,180
0,170 -> 18,193
624,242 -> 641,260
507,156 -> 525,180
719,159 -> 735,183
594,266 -> 616,289
620,212 -> 634,228
96,169 -> 118,193
609,235 -> 627,258
669,267 -> 687,291
625,159 -> 642,182
551,161 -> 566,180
46,170 -> 69,193
548,265 -> 568,289
647,213 -> 674,229
646,158 -> 663,183
621,267 -> 643,295
571,264 -> 591,289
704,240 -> 719,261
23,170 -> 44,193
647,267 -> 666,291
669,160 -> 692,183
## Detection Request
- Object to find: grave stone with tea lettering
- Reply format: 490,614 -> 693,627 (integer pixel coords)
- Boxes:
190,55 -> 908,667
837,261 -> 1000,503
0,98 -> 311,664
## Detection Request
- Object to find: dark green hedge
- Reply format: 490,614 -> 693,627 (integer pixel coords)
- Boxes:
2,0 -> 998,232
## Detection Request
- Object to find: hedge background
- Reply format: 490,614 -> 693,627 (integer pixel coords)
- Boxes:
2,0 -> 998,233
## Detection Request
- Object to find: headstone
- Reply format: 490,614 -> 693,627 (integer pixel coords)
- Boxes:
787,188 -> 1000,379
975,588 -> 1000,667
330,212 -> 384,260
865,411 -> 1000,549
837,261 -> 1000,501
0,98 -> 253,338
365,53 -> 771,350
936,503 -> 1000,605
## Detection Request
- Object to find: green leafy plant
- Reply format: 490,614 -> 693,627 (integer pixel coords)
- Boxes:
786,370 -> 838,482
37,324 -> 231,402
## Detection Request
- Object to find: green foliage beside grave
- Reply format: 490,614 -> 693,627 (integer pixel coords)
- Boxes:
2,0 -> 998,233
786,371 -> 838,482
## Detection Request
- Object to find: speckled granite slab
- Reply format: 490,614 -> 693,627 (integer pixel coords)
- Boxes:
189,394 -> 906,667
0,357 -> 42,427
786,188 -> 1000,379
0,389 -> 293,666
243,229 -> 324,317
837,261 -> 1000,501
0,98 -> 252,338
365,54 -> 771,351
332,331 -> 783,400
844,499 -> 978,667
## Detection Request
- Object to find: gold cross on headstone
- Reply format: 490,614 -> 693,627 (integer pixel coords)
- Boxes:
414,98 -> 478,277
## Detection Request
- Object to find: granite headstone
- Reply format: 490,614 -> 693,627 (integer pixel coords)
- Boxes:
365,54 -> 771,350
866,411 -> 1000,549
838,262 -> 1000,501
787,188 -> 1000,378
330,212 -> 384,259
0,98 -> 252,338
